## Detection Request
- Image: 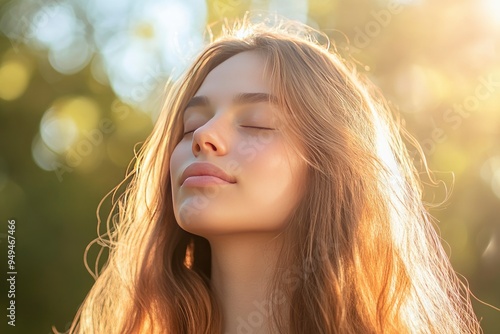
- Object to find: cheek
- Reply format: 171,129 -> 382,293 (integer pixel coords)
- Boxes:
170,143 -> 193,227
170,147 -> 179,175
238,141 -> 306,222
170,141 -> 189,181
244,140 -> 304,188
170,142 -> 191,215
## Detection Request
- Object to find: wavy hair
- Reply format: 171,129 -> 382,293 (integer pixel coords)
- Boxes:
57,17 -> 481,334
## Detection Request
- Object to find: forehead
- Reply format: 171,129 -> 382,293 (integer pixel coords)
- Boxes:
194,51 -> 271,102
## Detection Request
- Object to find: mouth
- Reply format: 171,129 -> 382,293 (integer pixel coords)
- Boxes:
182,175 -> 233,187
180,162 -> 237,186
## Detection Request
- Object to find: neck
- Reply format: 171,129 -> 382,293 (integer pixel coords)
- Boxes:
208,233 -> 282,334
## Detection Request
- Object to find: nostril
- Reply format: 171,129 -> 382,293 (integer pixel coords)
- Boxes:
193,142 -> 217,154
200,142 -> 217,151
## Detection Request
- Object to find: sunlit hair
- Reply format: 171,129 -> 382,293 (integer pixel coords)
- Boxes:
58,16 -> 482,334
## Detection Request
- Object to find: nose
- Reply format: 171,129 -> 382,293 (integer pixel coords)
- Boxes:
191,118 -> 228,157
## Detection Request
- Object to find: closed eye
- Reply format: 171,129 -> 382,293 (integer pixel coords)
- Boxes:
184,126 -> 275,135
241,126 -> 275,130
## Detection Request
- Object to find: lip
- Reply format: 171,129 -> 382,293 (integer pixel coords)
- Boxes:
180,162 -> 236,186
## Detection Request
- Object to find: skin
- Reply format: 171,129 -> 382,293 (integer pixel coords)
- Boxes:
170,51 -> 307,333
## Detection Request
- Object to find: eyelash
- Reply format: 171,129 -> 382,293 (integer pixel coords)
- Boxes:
242,126 -> 275,130
183,126 -> 274,136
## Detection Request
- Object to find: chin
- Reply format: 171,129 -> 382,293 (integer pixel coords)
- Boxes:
174,204 -> 232,234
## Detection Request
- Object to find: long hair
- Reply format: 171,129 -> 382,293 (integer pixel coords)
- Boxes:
59,18 -> 481,334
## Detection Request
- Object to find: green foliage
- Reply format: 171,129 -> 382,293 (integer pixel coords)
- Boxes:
0,0 -> 499,332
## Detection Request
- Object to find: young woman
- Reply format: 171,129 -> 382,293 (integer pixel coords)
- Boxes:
60,19 -> 482,333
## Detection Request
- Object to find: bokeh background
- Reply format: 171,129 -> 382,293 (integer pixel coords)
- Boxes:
0,0 -> 499,332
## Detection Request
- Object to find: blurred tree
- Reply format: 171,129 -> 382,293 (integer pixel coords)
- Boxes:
0,0 -> 498,332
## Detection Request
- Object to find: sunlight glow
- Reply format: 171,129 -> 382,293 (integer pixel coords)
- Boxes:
482,234 -> 498,260
95,0 -> 206,110
48,34 -> 93,74
394,65 -> 448,113
480,156 -> 500,182
31,134 -> 59,171
40,109 -> 79,154
30,4 -> 78,50
1,0 -> 206,111
39,97 -> 101,156
482,0 -> 500,27
268,0 -> 308,23
0,59 -> 31,100
480,156 -> 500,200
371,100 -> 409,249
491,168 -> 500,200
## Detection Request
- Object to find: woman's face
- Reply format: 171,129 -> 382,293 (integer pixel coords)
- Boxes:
170,51 -> 306,237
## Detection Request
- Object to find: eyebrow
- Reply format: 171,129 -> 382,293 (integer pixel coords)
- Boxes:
185,93 -> 277,109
